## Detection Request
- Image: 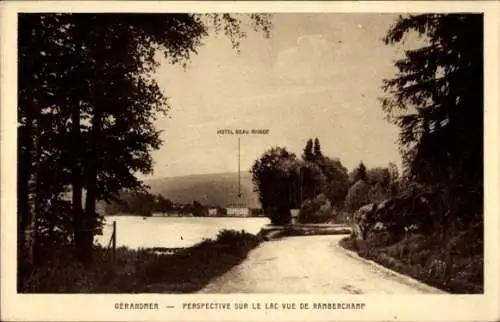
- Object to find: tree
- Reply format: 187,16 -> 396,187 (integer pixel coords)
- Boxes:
388,162 -> 400,196
315,157 -> 349,209
156,194 -> 173,214
347,165 -> 395,212
367,167 -> 390,187
251,147 -> 299,225
302,139 -> 314,162
298,193 -> 332,224
297,139 -> 349,209
126,192 -> 156,216
345,179 -> 370,213
18,13 -> 273,268
366,167 -> 391,203
313,137 -> 323,158
193,200 -> 208,217
381,14 -> 483,225
300,161 -> 326,203
299,138 -> 329,203
18,13 -> 80,275
351,162 -> 368,183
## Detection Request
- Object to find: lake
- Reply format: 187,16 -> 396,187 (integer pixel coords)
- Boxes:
95,215 -> 270,249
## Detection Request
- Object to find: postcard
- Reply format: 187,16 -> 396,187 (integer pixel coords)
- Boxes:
1,1 -> 499,321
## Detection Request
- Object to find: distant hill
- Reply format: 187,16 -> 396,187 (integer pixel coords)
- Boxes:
145,172 -> 261,209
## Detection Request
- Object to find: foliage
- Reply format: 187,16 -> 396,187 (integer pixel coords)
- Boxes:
366,167 -> 391,204
299,139 -> 349,208
347,163 -> 397,210
18,13 -> 273,271
251,138 -> 349,224
214,229 -> 259,250
104,191 -> 174,216
156,194 -> 173,214
251,147 -> 298,225
302,139 -> 314,162
21,229 -> 261,293
192,200 -> 208,217
32,199 -> 75,263
350,162 -> 368,183
380,14 -> 483,224
345,179 -> 370,212
299,160 -> 326,203
340,220 -> 483,293
387,162 -> 401,196
351,203 -> 377,240
313,138 -> 323,158
250,208 -> 264,217
342,14 -> 485,294
317,157 -> 349,208
298,193 -> 333,224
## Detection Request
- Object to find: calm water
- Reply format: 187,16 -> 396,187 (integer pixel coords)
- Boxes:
95,215 -> 269,249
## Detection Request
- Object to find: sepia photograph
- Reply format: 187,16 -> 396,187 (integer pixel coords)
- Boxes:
1,1 -> 499,321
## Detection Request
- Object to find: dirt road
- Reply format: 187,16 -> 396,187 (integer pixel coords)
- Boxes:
199,235 -> 444,294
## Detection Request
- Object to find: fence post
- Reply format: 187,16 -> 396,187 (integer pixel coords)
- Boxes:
112,220 -> 116,260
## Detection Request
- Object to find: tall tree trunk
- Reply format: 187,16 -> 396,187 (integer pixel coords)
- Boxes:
17,121 -> 33,291
83,106 -> 102,264
82,19 -> 106,264
71,101 -> 86,263
70,18 -> 92,265
19,109 -> 42,285
32,116 -> 42,264
19,105 -> 43,285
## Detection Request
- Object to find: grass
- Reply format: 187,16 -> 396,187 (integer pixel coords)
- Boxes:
21,229 -> 261,293
339,222 -> 483,294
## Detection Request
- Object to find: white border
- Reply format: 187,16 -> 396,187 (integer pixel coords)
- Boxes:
1,2 -> 499,321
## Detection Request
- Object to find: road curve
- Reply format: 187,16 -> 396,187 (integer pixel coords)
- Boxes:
199,235 -> 444,294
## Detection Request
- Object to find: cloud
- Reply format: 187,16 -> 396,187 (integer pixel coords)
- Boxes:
273,34 -> 338,83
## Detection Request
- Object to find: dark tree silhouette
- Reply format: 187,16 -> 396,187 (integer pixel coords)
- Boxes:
299,139 -> 325,202
352,162 -> 368,183
193,200 -> 208,217
381,14 -> 483,225
313,137 -> 323,158
251,147 -> 299,225
18,13 -> 272,271
156,194 -> 173,214
317,157 -> 349,208
302,139 -> 314,162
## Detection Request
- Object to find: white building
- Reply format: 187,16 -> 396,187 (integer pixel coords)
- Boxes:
226,207 -> 250,217
208,208 -> 218,216
291,209 -> 300,224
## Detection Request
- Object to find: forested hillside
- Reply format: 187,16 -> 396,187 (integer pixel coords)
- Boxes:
146,172 -> 260,208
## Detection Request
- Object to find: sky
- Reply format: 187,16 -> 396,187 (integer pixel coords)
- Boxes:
144,13 -> 414,179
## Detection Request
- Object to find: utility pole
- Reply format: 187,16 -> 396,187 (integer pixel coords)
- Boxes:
237,136 -> 241,199
299,167 -> 303,207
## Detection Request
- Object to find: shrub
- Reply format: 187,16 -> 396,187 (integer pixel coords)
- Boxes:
298,194 -> 333,223
215,229 -> 258,245
341,223 -> 484,293
352,203 -> 377,240
20,229 -> 262,293
345,180 -> 370,212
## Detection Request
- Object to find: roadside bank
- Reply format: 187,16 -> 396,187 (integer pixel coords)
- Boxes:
21,229 -> 261,293
339,223 -> 483,294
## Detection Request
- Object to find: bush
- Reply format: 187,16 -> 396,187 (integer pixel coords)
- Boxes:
214,229 -> 261,252
20,229 -> 262,293
298,194 -> 333,223
352,203 -> 377,240
340,223 -> 484,294
345,180 -> 370,212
